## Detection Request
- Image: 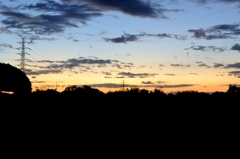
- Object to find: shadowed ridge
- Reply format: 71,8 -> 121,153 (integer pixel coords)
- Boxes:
0,63 -> 31,94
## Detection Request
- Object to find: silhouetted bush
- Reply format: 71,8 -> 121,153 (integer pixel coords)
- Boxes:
0,63 -> 31,94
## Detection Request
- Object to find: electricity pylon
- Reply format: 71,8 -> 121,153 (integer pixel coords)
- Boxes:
16,38 -> 31,73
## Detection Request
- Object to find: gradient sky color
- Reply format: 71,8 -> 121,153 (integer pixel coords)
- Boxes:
0,0 -> 240,93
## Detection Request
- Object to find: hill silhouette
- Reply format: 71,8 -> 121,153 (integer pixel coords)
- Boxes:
0,63 -> 31,94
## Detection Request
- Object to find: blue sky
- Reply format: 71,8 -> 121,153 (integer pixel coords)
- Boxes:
0,0 -> 240,92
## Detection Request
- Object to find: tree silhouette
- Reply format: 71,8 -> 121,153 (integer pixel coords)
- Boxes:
62,85 -> 104,95
227,85 -> 240,94
0,63 -> 31,94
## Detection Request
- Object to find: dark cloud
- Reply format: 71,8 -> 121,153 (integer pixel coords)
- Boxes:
0,1 -> 102,35
196,61 -> 211,68
103,31 -> 187,43
89,83 -> 135,88
185,45 -> 226,52
188,29 -> 206,38
188,23 -> 240,40
142,81 -> 155,84
27,69 -> 62,75
28,57 -> 114,75
102,71 -> 112,76
171,63 -> 190,67
88,83 -> 195,89
61,0 -> 184,18
231,44 -> 240,52
228,71 -> 240,78
225,62 -> 240,69
155,84 -> 195,88
190,0 -> 240,4
213,63 -> 225,68
118,72 -> 158,78
28,57 -> 138,76
103,33 -> 139,43
155,33 -> 172,38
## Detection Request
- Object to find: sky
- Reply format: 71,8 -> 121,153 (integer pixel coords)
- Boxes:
0,0 -> 240,93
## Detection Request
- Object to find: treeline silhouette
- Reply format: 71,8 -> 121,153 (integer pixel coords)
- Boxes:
1,84 -> 239,105
1,62 -> 239,106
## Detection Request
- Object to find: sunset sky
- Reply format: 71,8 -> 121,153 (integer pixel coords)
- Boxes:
0,0 -> 239,93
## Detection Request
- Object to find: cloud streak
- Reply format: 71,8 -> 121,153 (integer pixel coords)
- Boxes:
117,72 -> 158,78
103,31 -> 187,43
185,45 -> 226,52
188,24 -> 240,40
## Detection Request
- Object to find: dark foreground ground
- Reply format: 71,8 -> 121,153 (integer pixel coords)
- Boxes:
1,86 -> 238,138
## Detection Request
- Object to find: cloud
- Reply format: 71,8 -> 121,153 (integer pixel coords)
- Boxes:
225,62 -> 240,69
31,80 -> 47,83
142,81 -> 155,84
155,84 -> 195,88
213,63 -> 225,68
188,29 -> 206,38
170,63 -> 190,67
103,31 -> 187,43
185,45 -> 226,52
27,69 -> 62,75
103,32 -> 139,43
231,44 -> 240,52
156,81 -> 166,84
196,61 -> 211,68
189,0 -> 240,4
28,56 -> 138,77
117,72 -> 158,78
165,74 -> 175,76
228,71 -> 240,78
28,57 -> 115,75
0,43 -> 13,50
88,83 -> 195,89
89,83 -> 135,88
0,1 -> 102,35
188,23 -> 240,40
102,71 -> 112,76
61,0 -> 184,19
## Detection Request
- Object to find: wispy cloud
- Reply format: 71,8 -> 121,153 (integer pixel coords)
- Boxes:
196,61 -> 211,68
228,71 -> 240,78
103,31 -> 187,43
155,84 -> 195,88
142,81 -> 155,84
185,45 -> 226,52
188,24 -> 240,40
0,43 -> 13,50
117,72 -> 158,78
171,63 -> 190,67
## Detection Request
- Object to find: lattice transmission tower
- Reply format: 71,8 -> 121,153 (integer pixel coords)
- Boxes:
16,38 -> 31,74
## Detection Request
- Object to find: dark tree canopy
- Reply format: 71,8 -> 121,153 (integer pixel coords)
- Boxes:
0,63 -> 31,94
